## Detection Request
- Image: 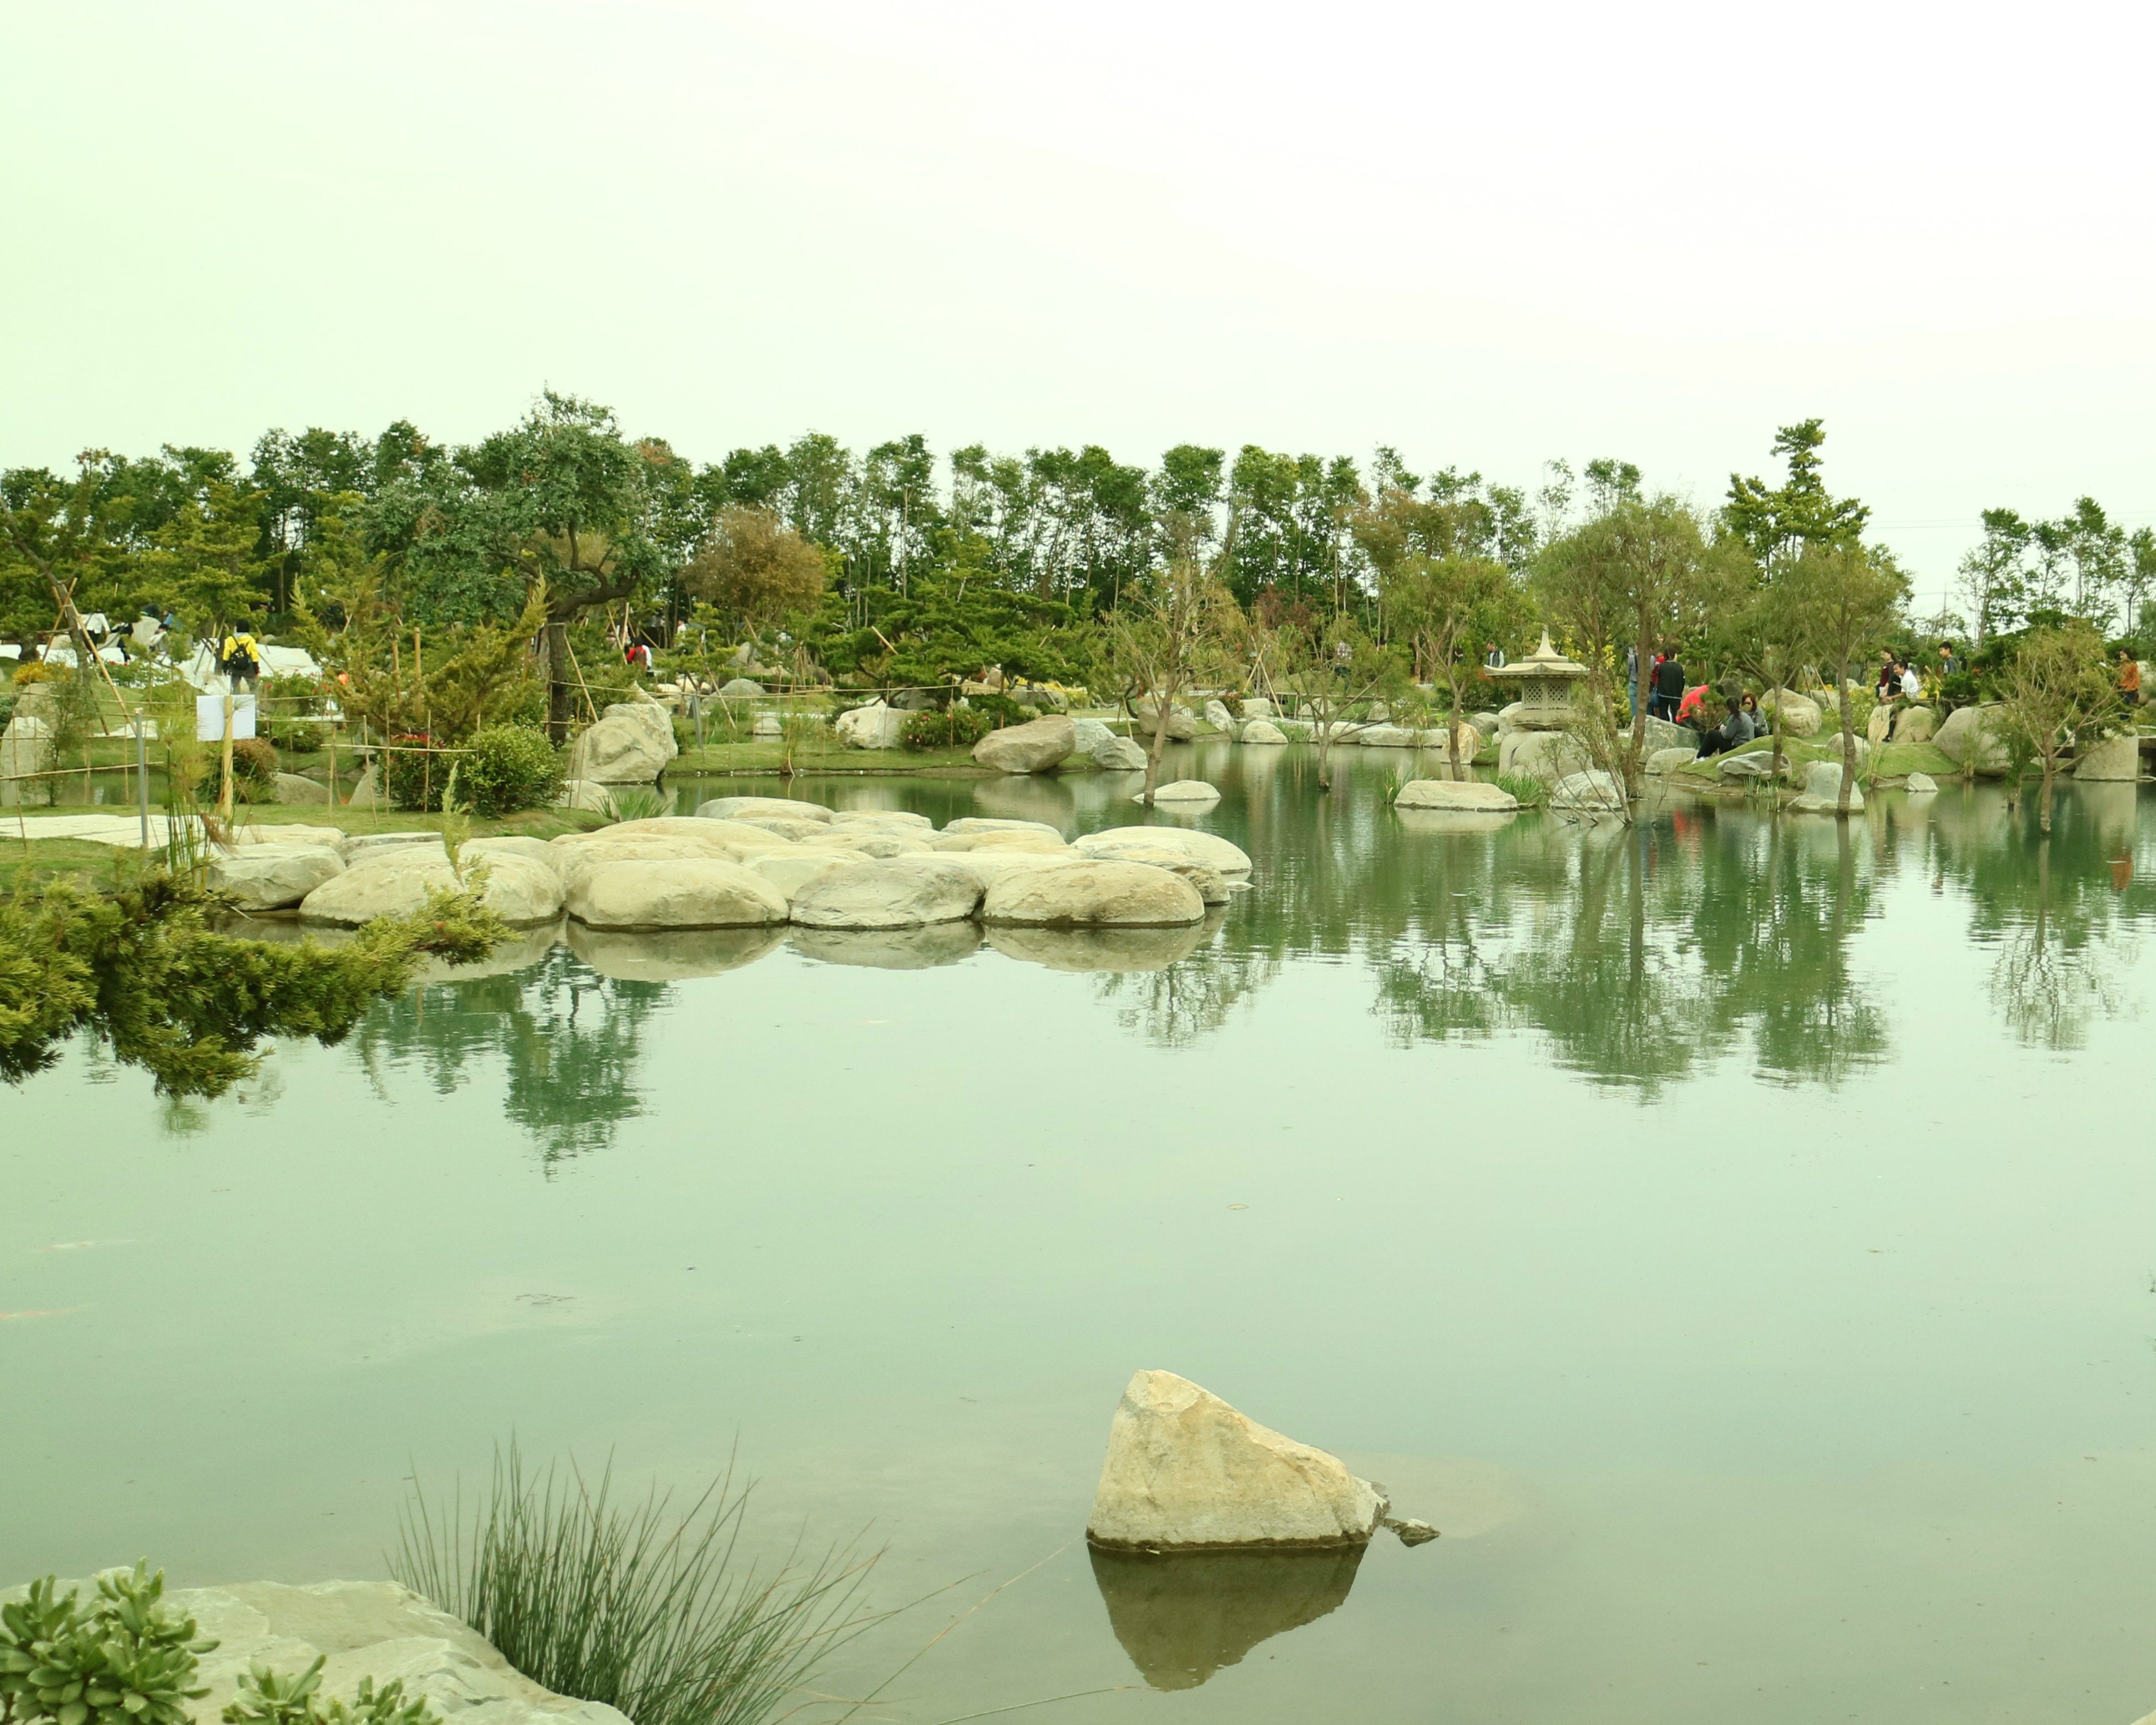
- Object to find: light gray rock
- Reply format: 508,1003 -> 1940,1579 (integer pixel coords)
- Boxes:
944,817 -> 1067,839
928,827 -> 1070,854
750,713 -> 782,738
1760,688 -> 1822,736
1904,771 -> 1940,794
1717,750 -> 1776,780
1132,700 -> 1197,741
973,713 -> 1077,773
273,771 -> 333,804
1551,770 -> 1626,811
1238,696 -> 1275,719
732,814 -> 830,841
1865,704 -> 1894,746
209,843 -> 347,910
1239,720 -> 1288,746
1933,703 -> 2011,775
696,795 -> 834,822
553,834 -> 758,894
834,701 -> 906,750
1497,727 -> 1590,784
983,859 -> 1206,927
1086,1369 -> 1388,1550
718,677 -> 765,697
1075,826 -> 1253,875
1394,778 -> 1518,812
0,713 -> 55,780
1070,716 -> 1117,756
461,837 -> 562,878
1141,780 -> 1221,803
1203,698 -> 1235,730
2074,731 -> 2142,781
1639,715 -> 1696,754
568,700 -> 677,783
829,807 -> 933,831
1467,711 -> 1502,736
1893,704 -> 1936,743
229,823 -> 343,847
1790,759 -> 1865,812
797,831 -> 934,857
789,857 -> 984,928
340,831 -> 448,863
565,857 -> 787,928
554,777 -> 615,813
747,850 -> 869,901
144,1580 -> 631,1725
929,850 -> 1082,891
301,850 -> 560,925
1047,842 -> 1226,903
1645,746 -> 1698,776
1093,735 -> 1151,770
1356,724 -> 1415,747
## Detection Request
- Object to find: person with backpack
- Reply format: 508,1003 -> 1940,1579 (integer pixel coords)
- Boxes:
221,628 -> 262,689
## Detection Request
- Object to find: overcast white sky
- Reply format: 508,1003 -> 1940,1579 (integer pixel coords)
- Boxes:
5,0 -> 2153,601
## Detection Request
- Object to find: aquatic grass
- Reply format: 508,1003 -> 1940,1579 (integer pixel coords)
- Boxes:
603,785 -> 668,822
1495,771 -> 1549,809
393,1443 -> 884,1725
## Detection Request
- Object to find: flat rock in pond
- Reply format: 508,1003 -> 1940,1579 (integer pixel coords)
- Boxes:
1905,771 -> 1940,795
788,857 -> 984,928
748,849 -> 869,900
301,850 -> 560,926
460,837 -> 562,878
1141,780 -> 1221,804
983,859 -> 1207,927
696,796 -> 835,823
1394,778 -> 1517,812
944,817 -> 1066,839
1086,1369 -> 1389,1550
1239,720 -> 1288,746
973,713 -> 1076,773
566,857 -> 788,929
1076,826 -> 1253,876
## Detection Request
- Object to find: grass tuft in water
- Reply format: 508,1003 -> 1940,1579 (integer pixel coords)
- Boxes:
392,1442 -> 883,1725
1495,771 -> 1550,808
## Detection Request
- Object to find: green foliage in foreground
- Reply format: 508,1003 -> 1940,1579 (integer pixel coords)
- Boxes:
0,1564 -> 216,1725
0,868 -> 506,1096
393,1443 -> 882,1725
223,1661 -> 440,1725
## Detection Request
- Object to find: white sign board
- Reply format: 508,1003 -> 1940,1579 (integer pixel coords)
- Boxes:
195,694 -> 257,741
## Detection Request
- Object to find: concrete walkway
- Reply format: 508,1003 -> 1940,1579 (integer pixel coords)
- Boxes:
1,811 -> 203,848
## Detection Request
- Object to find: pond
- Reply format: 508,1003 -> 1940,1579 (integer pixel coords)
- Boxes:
6,743 -> 2155,1723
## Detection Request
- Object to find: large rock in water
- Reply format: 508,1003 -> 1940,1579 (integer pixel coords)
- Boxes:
1394,778 -> 1517,812
789,857 -> 984,928
1645,746 -> 1698,777
1142,780 -> 1220,803
1933,703 -> 2011,775
1790,759 -> 1865,812
2074,731 -> 2142,781
1093,735 -> 1151,770
1551,770 -> 1625,811
565,857 -> 789,929
1075,826 -> 1253,875
209,843 -> 347,910
982,860 -> 1207,927
300,851 -> 562,925
98,1581 -> 628,1725
1497,727 -> 1590,784
569,700 -> 676,783
695,795 -> 834,823
1086,1370 -> 1388,1550
973,713 -> 1076,773
834,701 -> 906,750
1239,719 -> 1288,746
1203,699 -> 1235,730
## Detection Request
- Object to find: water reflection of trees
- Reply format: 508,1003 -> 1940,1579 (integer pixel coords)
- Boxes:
352,946 -> 667,1167
1927,784 -> 2147,1051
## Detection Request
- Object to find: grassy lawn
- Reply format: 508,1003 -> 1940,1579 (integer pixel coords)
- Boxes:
1668,733 -> 1958,786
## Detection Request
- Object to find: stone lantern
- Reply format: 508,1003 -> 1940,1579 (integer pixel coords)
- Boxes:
1490,630 -> 1588,729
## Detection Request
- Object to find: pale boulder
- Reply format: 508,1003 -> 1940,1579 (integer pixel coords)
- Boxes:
569,700 -> 676,783
566,857 -> 788,929
789,857 -> 984,928
1645,746 -> 1698,776
1141,780 -> 1221,804
747,849 -> 869,900
602,815 -> 788,850
461,836 -> 563,878
273,771 -> 333,805
301,851 -> 561,925
973,713 -> 1076,773
983,860 -> 1207,927
1933,703 -> 2011,775
1905,772 -> 1940,794
229,823 -> 342,847
0,714 -> 54,780
1893,704 -> 1936,743
1239,720 -> 1288,746
1054,844 -> 1227,904
1497,728 -> 1590,784
828,808 -> 933,831
835,701 -> 906,749
696,795 -> 835,823
1132,700 -> 1197,741
1865,704 -> 1893,746
929,827 -> 1070,853
550,835 -> 754,894
340,831 -> 448,863
1086,1370 -> 1387,1550
797,831 -> 934,857
555,778 -> 615,814
1790,759 -> 1865,812
1093,736 -> 1151,770
944,817 -> 1066,839
2074,731 -> 2142,781
1394,778 -> 1518,812
1239,696 -> 1275,719
1076,826 -> 1253,876
1202,699 -> 1235,730
733,814 -> 831,841
209,843 -> 346,910
1637,715 -> 1697,755
1551,770 -> 1625,811
1759,688 -> 1822,736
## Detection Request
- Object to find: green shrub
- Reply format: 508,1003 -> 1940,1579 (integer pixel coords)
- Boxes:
197,736 -> 281,804
899,706 -> 991,751
965,691 -> 1029,729
456,725 -> 564,817
382,736 -> 445,812
0,1563 -> 218,1725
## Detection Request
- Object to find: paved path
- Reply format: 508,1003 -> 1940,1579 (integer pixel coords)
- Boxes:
1,811 -> 204,848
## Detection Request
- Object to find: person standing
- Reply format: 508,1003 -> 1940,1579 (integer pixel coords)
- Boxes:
1900,660 -> 1922,699
1482,640 -> 1507,672
1626,644 -> 1640,716
2119,651 -> 2141,709
1938,640 -> 1961,678
221,627 -> 261,690
1652,649 -> 1685,721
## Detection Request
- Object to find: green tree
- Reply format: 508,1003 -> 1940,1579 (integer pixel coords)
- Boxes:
1724,418 -> 1870,567
680,507 -> 828,645
1779,542 -> 1908,812
1105,537 -> 1245,804
1992,619 -> 2118,832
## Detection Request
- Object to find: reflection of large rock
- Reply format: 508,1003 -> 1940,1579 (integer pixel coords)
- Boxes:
565,858 -> 790,929
565,922 -> 785,979
1086,1369 -> 1387,1550
983,860 -> 1207,927
985,919 -> 1211,972
569,701 -> 677,783
1089,1545 -> 1364,1692
790,857 -> 984,928
973,713 -> 1075,773
1394,807 -> 1515,837
787,922 -> 983,969
210,843 -> 346,910
1394,778 -> 1516,812
1075,826 -> 1252,875
1790,759 -> 1865,813
967,774 -> 1080,828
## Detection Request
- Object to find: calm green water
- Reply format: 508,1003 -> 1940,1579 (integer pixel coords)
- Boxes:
6,744 -> 2156,1722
